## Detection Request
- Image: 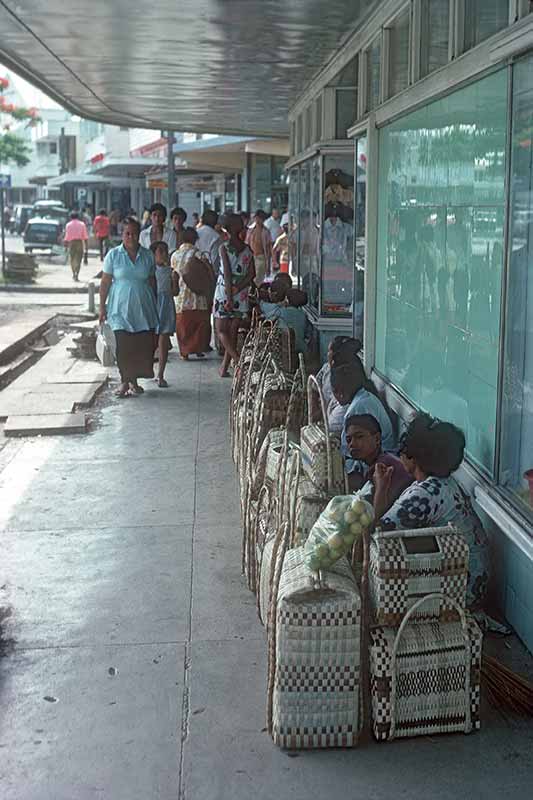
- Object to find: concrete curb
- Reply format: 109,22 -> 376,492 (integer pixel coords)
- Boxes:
0,284 -> 89,294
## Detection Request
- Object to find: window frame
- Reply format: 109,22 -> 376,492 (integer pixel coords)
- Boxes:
383,2 -> 413,100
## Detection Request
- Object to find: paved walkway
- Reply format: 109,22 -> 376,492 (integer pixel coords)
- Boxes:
0,355 -> 532,800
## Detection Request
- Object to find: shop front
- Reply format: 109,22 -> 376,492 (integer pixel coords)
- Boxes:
287,2 -> 533,651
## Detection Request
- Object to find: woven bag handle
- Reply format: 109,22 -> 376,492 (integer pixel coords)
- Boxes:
266,521 -> 290,736
287,447 -> 302,547
389,593 -> 472,740
251,483 -> 273,596
306,373 -> 333,496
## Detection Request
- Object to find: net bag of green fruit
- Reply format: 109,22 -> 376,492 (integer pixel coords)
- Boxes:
303,494 -> 374,571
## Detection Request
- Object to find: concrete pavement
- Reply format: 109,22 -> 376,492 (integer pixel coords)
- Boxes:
0,355 -> 532,800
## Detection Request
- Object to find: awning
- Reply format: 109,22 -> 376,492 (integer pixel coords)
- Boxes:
0,1 -> 380,137
172,136 -> 289,173
47,172 -> 110,188
86,157 -> 164,178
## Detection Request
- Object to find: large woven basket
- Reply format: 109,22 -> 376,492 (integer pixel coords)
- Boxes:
268,547 -> 361,749
369,526 -> 469,626
370,593 -> 482,741
300,374 -> 345,495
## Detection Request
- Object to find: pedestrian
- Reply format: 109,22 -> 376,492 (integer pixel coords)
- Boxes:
264,207 -> 282,242
109,208 -> 121,237
272,213 -> 290,273
139,202 -> 173,249
172,227 -> 214,360
245,209 -> 271,285
81,206 -> 93,233
99,217 -> 159,398
168,206 -> 187,253
192,211 -> 200,228
141,207 -> 151,228
240,210 -> 251,230
151,240 -> 176,387
63,211 -> 89,281
196,209 -> 222,271
93,208 -> 110,261
213,213 -> 255,378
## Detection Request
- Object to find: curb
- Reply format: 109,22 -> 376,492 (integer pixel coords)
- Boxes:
0,284 -> 90,294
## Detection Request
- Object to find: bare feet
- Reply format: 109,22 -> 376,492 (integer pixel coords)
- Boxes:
219,366 -> 230,378
157,378 -> 168,388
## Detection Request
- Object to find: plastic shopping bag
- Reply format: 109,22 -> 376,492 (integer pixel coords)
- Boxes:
303,493 -> 374,571
96,323 -> 115,366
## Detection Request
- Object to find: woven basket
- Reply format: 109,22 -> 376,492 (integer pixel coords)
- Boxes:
300,374 -> 345,495
369,526 -> 469,626
268,547 -> 361,749
370,593 -> 482,741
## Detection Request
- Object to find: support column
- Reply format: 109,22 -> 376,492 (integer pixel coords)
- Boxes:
167,132 -> 176,212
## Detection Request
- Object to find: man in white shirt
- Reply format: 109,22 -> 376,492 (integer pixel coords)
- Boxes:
196,209 -> 222,272
139,203 -> 174,249
264,207 -> 282,243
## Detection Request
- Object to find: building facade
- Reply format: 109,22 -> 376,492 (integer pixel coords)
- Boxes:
287,0 -> 533,650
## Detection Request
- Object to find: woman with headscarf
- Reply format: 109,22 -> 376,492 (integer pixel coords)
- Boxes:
171,227 -> 214,360
99,217 -> 159,397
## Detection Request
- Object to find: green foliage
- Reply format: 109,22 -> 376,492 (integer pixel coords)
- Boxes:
0,131 -> 31,166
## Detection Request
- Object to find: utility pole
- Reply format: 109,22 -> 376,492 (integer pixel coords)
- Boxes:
167,131 -> 175,212
0,184 -> 5,277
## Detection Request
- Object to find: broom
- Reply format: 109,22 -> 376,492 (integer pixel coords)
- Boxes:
481,653 -> 533,715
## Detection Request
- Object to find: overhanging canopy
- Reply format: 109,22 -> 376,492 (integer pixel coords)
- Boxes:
0,0 -> 379,137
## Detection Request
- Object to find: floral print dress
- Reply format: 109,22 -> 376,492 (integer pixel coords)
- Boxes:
213,242 -> 253,319
380,475 -> 490,609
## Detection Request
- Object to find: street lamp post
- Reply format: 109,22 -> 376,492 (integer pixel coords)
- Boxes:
167,131 -> 175,212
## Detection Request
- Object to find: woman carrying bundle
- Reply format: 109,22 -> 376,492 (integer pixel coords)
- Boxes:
374,412 -> 490,610
171,227 -> 214,360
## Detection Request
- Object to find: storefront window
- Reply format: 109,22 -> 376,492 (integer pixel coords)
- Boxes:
500,54 -> 533,519
354,136 -> 367,340
463,0 -> 509,51
330,56 -> 358,139
288,167 -> 299,285
298,161 -> 312,296
387,7 -> 410,98
309,156 -> 321,310
366,36 -> 381,111
321,151 -> 355,316
420,0 -> 450,78
376,70 -> 507,474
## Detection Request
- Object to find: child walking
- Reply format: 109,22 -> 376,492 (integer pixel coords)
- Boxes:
151,240 -> 176,388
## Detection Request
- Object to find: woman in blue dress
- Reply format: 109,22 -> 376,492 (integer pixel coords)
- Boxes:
374,412 -> 490,610
99,217 -> 159,397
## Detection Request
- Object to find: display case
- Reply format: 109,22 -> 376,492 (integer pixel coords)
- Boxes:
287,140 -> 366,337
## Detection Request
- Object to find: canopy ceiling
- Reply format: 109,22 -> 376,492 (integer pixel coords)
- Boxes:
0,0 -> 378,137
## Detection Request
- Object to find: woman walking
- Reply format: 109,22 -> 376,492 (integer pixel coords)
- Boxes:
213,213 -> 255,378
63,211 -> 89,281
151,240 -> 176,387
172,227 -> 213,360
99,217 -> 159,397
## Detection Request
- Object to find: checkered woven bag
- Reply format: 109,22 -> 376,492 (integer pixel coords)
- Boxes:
300,374 -> 345,495
370,593 -> 482,741
369,525 -> 469,626
267,546 -> 362,749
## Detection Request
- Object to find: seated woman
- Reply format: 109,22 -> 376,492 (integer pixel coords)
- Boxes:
259,283 -> 308,354
345,414 -> 412,506
330,361 -> 395,466
374,412 -> 490,610
316,335 -> 361,409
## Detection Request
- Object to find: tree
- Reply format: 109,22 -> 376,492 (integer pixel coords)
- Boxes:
0,75 -> 40,168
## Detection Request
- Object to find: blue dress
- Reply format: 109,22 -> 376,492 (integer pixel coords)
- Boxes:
103,244 -> 158,332
155,265 -> 176,334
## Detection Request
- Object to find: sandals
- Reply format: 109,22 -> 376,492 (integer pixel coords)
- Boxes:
195,352 -> 205,359
129,382 -> 144,395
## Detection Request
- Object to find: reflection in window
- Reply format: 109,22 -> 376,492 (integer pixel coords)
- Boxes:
367,36 -> 381,111
309,157 -> 321,310
298,161 -> 312,298
354,136 -> 367,340
501,54 -> 533,520
376,70 -> 507,474
463,0 -> 509,51
420,0 -> 449,78
322,153 -> 354,316
288,167 -> 299,286
387,8 -> 410,98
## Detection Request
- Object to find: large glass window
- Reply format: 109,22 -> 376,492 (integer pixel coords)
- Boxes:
366,36 -> 382,112
298,161 -> 312,296
463,0 -> 509,51
330,56 -> 358,139
288,167 -> 299,286
420,0 -> 450,78
354,136 -> 367,340
376,70 -> 507,474
501,54 -> 533,520
322,151 -> 355,316
387,7 -> 410,98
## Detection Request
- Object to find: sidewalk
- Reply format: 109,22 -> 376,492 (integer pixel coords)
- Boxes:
0,355 -> 532,800
1,240 -> 101,293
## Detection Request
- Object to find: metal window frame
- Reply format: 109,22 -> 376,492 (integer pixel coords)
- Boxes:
383,1 -> 413,100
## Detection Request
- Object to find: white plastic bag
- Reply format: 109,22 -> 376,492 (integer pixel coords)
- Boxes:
303,493 -> 374,571
96,323 -> 115,366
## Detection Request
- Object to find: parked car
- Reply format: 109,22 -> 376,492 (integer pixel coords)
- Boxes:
32,200 -> 68,225
13,204 -> 34,234
23,216 -> 64,254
